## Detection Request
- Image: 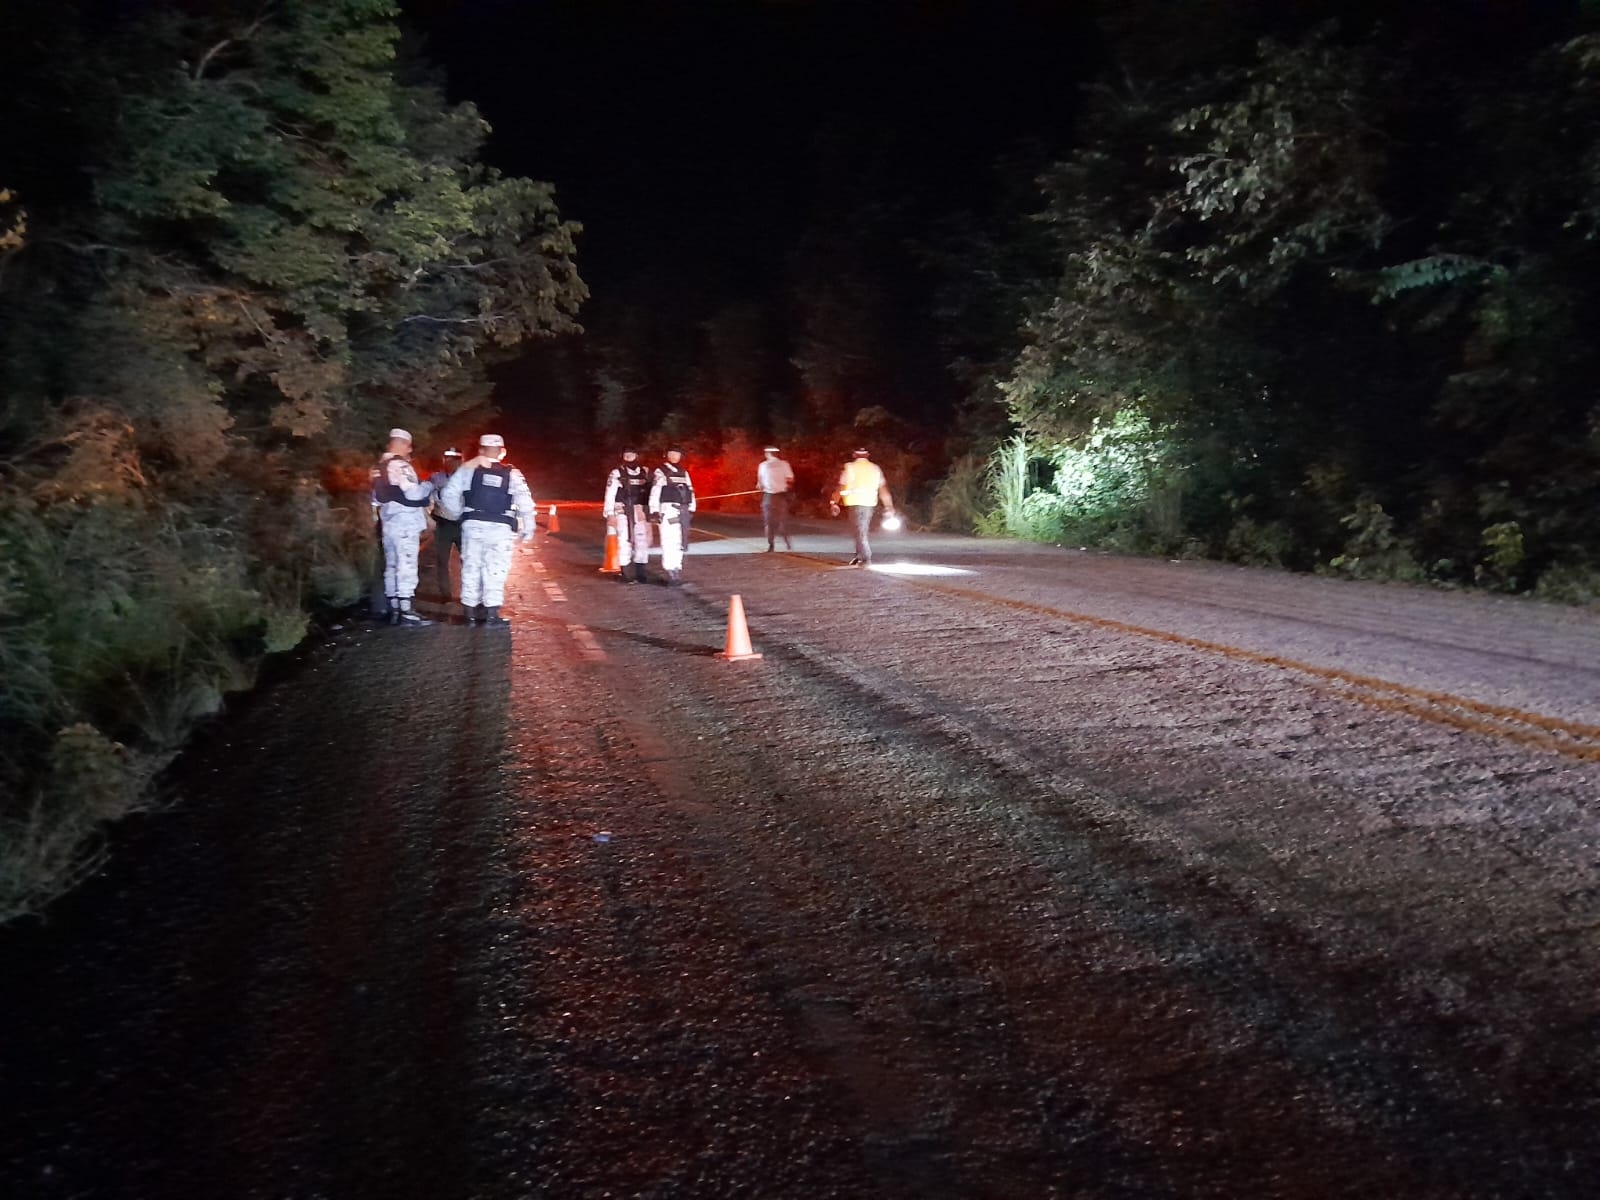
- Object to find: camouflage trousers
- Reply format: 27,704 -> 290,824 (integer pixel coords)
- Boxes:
657,503 -> 688,571
608,504 -> 653,566
381,522 -> 423,599
461,520 -> 516,608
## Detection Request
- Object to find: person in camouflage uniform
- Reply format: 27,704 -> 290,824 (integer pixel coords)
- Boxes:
438,433 -> 536,626
648,446 -> 696,586
374,428 -> 435,626
602,447 -> 653,583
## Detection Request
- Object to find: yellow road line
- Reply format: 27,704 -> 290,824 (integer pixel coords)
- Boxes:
913,580 -> 1600,763
663,523 -> 1598,760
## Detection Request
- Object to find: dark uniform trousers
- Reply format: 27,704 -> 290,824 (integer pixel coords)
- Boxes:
433,516 -> 462,595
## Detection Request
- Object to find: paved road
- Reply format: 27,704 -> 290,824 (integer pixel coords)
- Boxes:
3,511 -> 1597,1199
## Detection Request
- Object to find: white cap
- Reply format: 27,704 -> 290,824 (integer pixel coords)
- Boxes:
763,446 -> 780,453
479,433 -> 505,449
389,428 -> 413,442
443,447 -> 462,457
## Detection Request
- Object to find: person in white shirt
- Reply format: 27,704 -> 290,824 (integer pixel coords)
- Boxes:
426,447 -> 464,599
756,445 -> 795,552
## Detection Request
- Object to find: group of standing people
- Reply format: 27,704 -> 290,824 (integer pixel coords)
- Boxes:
376,432 -> 902,622
752,442 -> 900,568
373,429 -> 535,627
603,446 -> 698,586
599,442 -> 898,584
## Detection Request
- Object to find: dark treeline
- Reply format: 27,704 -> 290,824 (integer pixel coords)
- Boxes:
467,0 -> 1599,601
0,0 -> 584,916
958,0 -> 1600,595
449,0 -> 1096,504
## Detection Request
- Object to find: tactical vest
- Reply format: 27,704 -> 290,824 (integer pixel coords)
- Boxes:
617,463 -> 651,505
656,462 -> 693,507
463,464 -> 517,526
373,455 -> 428,507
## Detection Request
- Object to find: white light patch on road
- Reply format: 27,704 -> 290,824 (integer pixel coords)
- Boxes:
677,540 -> 770,557
542,581 -> 568,602
869,562 -> 976,577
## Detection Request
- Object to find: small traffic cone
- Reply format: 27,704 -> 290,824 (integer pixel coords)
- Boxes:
599,527 -> 620,572
547,504 -> 561,534
718,594 -> 763,661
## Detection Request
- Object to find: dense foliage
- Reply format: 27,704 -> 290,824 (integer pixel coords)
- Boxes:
949,4 -> 1600,599
0,0 -> 584,918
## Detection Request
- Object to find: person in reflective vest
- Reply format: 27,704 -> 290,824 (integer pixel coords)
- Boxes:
373,428 -> 435,625
647,446 -> 697,586
602,448 -> 653,584
437,433 -> 535,625
831,446 -> 897,567
427,447 -> 464,599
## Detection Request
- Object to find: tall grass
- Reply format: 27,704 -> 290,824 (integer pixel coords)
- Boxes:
983,435 -> 1066,540
0,451 -> 370,921
929,453 -> 992,533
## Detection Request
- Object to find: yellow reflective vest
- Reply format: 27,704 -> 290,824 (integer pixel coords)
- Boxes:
838,458 -> 885,507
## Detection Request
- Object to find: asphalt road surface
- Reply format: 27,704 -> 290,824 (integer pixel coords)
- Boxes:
4,507 -> 1598,1199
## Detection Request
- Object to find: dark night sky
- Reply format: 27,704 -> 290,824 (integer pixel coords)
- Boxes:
402,0 -> 1583,310
403,0 -> 1096,304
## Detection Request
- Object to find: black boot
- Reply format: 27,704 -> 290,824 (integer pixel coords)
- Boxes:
396,599 -> 433,627
484,606 -> 509,626
468,604 -> 485,626
386,597 -> 401,625
667,569 -> 682,587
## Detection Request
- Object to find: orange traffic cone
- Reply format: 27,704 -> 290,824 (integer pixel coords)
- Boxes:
547,504 -> 561,534
599,527 -> 620,572
718,594 -> 763,661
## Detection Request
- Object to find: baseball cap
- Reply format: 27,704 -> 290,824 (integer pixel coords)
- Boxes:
389,428 -> 413,442
852,447 -> 870,457
443,447 -> 462,458
763,445 -> 781,453
479,433 -> 505,449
